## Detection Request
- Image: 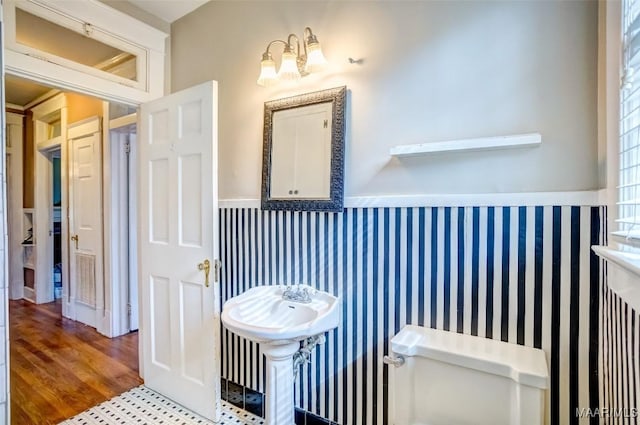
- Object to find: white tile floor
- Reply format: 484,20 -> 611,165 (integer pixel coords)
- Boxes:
59,386 -> 265,425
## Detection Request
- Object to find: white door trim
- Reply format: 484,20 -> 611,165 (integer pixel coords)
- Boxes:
6,112 -> 23,300
0,2 -> 168,419
103,111 -> 138,337
31,94 -> 67,305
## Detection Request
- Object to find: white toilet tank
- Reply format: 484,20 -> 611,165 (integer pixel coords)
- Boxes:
389,325 -> 548,425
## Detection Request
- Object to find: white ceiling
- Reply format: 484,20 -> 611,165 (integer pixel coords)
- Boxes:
127,0 -> 210,23
5,75 -> 53,107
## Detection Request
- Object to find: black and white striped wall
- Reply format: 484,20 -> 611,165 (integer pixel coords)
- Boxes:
600,275 -> 640,425
219,205 -> 605,425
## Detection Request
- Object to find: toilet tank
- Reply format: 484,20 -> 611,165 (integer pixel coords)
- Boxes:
390,325 -> 548,425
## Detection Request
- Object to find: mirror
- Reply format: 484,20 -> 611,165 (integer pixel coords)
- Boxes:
261,86 -> 347,212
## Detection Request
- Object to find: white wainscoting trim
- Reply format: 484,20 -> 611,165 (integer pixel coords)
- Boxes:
218,190 -> 603,209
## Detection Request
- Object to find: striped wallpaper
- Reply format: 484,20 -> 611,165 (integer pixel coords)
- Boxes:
219,205 -> 605,425
600,275 -> 640,425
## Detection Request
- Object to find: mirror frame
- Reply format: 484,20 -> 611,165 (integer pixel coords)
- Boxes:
261,86 -> 347,212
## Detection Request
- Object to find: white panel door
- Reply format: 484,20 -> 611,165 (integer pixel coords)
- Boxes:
139,81 -> 220,421
68,119 -> 103,328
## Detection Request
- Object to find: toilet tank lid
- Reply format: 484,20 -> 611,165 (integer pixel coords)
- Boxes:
391,325 -> 549,389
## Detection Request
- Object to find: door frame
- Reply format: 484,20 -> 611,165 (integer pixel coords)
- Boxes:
25,92 -> 138,341
3,7 -> 156,320
1,0 -> 168,419
6,112 -> 24,300
103,111 -> 138,337
30,94 -> 67,305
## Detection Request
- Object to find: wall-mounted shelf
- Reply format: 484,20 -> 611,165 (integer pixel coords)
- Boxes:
390,133 -> 542,157
22,209 -> 36,301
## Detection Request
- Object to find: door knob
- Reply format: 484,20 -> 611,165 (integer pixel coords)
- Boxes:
70,234 -> 78,249
198,259 -> 211,287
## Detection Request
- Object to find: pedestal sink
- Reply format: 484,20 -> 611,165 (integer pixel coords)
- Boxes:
221,285 -> 339,425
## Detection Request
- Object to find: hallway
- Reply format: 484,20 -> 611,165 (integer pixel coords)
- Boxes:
9,300 -> 142,424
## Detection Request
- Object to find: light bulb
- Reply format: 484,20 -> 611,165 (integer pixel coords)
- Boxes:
257,55 -> 278,87
278,50 -> 301,81
305,41 -> 327,73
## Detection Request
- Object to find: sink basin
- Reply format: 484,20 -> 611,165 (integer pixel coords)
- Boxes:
221,285 -> 339,343
222,285 -> 340,424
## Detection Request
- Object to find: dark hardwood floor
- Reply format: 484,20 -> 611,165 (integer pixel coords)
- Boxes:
9,300 -> 143,424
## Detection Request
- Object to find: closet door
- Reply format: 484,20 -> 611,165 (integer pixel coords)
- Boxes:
68,118 -> 103,328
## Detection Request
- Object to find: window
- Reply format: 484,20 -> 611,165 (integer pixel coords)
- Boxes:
618,0 -> 640,239
14,8 -> 140,83
3,0 -> 167,103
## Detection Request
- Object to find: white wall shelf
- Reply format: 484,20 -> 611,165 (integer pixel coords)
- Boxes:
390,133 -> 542,157
22,202 -> 37,303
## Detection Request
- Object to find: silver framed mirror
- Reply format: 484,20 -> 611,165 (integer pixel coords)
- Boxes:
261,86 -> 346,212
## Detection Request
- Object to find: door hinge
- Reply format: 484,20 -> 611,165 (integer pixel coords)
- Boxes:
124,143 -> 131,154
127,303 -> 132,316
214,259 -> 221,283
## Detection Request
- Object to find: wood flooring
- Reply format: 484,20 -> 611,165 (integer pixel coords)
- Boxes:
9,300 -> 143,425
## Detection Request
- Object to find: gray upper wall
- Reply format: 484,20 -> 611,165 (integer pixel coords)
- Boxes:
171,0 -> 598,199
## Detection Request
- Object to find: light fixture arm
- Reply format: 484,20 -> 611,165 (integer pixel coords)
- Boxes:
303,27 -> 317,46
286,33 -> 308,75
286,33 -> 300,53
261,39 -> 289,60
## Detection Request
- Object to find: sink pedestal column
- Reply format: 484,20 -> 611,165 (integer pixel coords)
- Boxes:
261,341 -> 300,425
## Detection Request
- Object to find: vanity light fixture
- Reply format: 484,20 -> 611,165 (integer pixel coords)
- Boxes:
257,27 -> 327,87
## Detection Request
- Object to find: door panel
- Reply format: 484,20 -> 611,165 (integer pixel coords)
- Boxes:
139,81 -> 220,421
150,158 -> 170,243
68,121 -> 103,329
150,275 -> 171,369
180,280 -> 205,383
179,154 -> 202,247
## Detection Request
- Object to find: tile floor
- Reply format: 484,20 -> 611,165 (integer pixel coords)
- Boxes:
59,386 -> 265,425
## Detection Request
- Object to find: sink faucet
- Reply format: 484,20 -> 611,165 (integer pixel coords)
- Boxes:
282,284 -> 313,304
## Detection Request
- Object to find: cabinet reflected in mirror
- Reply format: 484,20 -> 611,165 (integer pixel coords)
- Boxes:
261,86 -> 346,212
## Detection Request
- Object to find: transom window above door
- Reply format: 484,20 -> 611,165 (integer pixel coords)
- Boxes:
4,0 -> 167,104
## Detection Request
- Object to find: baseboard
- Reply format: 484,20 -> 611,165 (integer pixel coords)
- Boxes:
221,377 -> 337,424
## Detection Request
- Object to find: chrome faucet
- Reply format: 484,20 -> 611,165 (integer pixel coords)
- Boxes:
282,284 -> 313,304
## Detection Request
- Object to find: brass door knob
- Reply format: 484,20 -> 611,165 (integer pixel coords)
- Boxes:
198,259 -> 211,287
70,234 -> 79,249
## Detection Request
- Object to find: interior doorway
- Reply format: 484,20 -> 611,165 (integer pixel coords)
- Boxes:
1,1 -> 170,420
5,76 -> 139,336
5,75 -> 143,423
107,107 -> 139,334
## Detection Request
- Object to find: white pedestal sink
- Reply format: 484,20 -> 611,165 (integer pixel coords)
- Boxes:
221,285 -> 339,425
